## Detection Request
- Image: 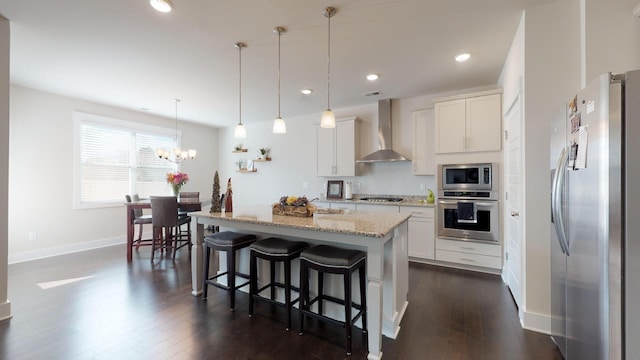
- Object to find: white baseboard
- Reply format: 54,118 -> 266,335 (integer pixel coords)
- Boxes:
0,300 -> 11,321
521,309 -> 551,334
8,233 -> 132,264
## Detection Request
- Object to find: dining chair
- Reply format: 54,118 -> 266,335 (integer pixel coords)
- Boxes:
125,194 -> 153,250
149,196 -> 191,261
177,191 -> 199,244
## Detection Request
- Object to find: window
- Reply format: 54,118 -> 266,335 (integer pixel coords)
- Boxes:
73,111 -> 178,209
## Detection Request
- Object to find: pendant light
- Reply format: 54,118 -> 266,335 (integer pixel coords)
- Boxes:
320,7 -> 337,128
272,26 -> 287,134
156,99 -> 197,162
234,42 -> 247,139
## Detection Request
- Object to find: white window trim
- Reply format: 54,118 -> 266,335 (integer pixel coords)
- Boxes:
73,111 -> 180,210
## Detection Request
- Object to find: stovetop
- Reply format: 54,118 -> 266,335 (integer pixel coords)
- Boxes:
359,197 -> 404,202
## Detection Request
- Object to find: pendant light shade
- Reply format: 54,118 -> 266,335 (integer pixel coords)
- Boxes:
320,110 -> 335,128
273,117 -> 286,134
234,42 -> 247,139
272,26 -> 287,134
320,7 -> 337,129
234,123 -> 247,139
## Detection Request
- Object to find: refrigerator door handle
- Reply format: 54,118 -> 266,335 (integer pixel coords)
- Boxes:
552,146 -> 570,255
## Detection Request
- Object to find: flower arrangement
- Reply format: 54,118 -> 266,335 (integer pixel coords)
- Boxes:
167,171 -> 189,195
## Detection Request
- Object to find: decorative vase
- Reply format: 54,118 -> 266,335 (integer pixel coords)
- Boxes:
171,184 -> 182,196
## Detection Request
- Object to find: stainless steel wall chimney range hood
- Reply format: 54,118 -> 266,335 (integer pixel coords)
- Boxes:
357,99 -> 410,163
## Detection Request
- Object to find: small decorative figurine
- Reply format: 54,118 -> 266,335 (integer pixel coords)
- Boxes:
224,178 -> 233,212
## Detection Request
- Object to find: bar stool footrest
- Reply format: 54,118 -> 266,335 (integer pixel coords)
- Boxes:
205,272 -> 250,291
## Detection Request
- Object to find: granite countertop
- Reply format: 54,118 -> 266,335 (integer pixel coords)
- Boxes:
317,194 -> 436,208
191,210 -> 411,238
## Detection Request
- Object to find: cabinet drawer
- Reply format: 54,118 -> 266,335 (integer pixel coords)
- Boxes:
329,202 -> 356,210
400,206 -> 434,218
436,249 -> 501,269
436,238 -> 501,257
356,204 -> 399,213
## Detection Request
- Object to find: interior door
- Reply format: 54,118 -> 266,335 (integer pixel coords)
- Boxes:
503,84 -> 523,312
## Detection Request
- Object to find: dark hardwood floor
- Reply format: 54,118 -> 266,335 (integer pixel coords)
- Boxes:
0,244 -> 562,360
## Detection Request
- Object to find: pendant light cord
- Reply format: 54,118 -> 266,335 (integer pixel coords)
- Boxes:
174,98 -> 179,143
277,30 -> 281,118
238,45 -> 242,125
327,12 -> 331,110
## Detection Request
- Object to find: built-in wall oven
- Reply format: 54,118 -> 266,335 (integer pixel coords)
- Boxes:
437,163 -> 500,243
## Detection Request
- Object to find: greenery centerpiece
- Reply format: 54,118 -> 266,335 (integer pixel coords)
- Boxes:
166,171 -> 189,196
272,195 -> 316,217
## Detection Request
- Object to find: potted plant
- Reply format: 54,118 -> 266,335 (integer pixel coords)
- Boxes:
234,144 -> 247,152
257,147 -> 270,160
235,159 -> 244,171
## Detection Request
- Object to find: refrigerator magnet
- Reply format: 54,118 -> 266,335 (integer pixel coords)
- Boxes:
569,141 -> 578,169
574,126 -> 589,169
570,113 -> 581,134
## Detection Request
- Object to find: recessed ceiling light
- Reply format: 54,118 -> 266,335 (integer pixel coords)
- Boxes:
455,53 -> 471,62
301,89 -> 313,95
150,0 -> 173,13
366,74 -> 379,81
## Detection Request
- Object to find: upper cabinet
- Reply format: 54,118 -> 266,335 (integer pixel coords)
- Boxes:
434,90 -> 502,154
316,117 -> 361,177
412,108 -> 436,175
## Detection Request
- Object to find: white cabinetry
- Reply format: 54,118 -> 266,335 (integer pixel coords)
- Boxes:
400,207 -> 435,260
329,202 -> 356,211
412,109 -> 436,175
434,91 -> 502,154
356,204 -> 399,213
435,238 -> 501,270
316,117 -> 361,177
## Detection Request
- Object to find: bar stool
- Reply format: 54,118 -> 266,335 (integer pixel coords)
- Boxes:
248,237 -> 309,331
203,231 -> 257,310
298,245 -> 367,356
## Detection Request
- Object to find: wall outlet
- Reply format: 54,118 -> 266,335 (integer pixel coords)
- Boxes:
419,183 -> 426,191
29,231 -> 37,242
303,182 -> 308,189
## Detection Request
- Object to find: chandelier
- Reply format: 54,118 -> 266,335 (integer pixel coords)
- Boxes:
156,99 -> 196,162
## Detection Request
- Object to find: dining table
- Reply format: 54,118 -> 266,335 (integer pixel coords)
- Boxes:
125,198 -> 202,262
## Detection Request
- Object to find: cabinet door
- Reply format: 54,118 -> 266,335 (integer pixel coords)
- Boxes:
316,126 -> 335,176
434,99 -> 466,153
334,120 -> 356,176
412,109 -> 435,175
407,217 -> 435,260
466,94 -> 501,152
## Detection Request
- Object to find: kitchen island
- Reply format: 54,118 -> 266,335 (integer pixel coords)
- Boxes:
189,208 -> 410,360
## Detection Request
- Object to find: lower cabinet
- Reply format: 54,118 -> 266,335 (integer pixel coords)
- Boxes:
435,238 -> 501,270
400,207 -> 435,260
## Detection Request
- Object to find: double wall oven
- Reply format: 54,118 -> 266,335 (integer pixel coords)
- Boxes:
437,163 -> 500,243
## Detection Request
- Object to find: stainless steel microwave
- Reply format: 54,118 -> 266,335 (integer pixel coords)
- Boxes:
439,163 -> 495,190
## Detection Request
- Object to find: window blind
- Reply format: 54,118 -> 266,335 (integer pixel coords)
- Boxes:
78,118 -> 176,205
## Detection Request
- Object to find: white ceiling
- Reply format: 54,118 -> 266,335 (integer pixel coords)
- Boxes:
0,0 -> 552,128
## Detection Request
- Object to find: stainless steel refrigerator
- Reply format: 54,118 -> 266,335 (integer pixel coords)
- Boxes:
550,70 -> 640,360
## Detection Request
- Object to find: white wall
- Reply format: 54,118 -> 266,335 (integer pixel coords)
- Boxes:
523,0 -> 582,332
216,86 -> 500,209
8,85 -> 219,262
585,0 -> 640,80
0,14 -> 12,321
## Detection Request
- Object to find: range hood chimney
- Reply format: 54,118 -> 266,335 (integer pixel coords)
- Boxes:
357,99 -> 410,163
